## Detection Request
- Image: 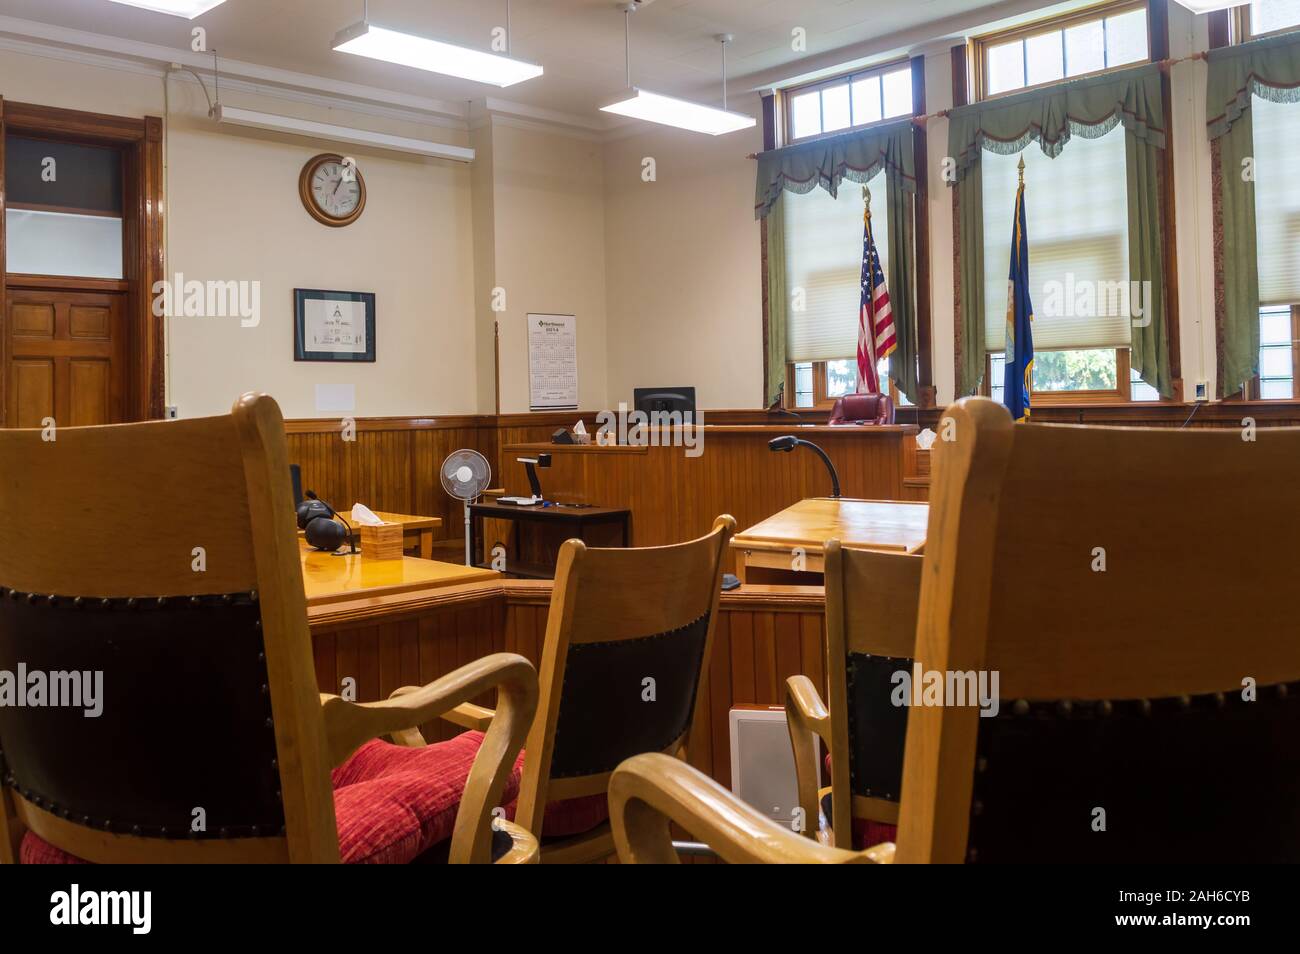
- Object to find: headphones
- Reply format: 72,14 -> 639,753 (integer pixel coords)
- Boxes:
297,498 -> 350,552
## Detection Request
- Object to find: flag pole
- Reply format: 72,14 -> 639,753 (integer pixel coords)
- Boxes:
1018,155 -> 1025,188
860,184 -> 874,393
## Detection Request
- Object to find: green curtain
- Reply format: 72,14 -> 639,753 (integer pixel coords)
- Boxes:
1126,131 -> 1172,398
1205,31 -> 1300,397
755,120 -> 919,401
947,63 -> 1171,397
764,193 -> 788,407
886,160 -> 919,403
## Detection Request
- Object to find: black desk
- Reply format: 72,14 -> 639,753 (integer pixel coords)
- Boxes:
468,500 -> 631,579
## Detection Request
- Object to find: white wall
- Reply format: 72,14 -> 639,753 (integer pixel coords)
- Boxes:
602,105 -> 765,410
487,121 -> 609,414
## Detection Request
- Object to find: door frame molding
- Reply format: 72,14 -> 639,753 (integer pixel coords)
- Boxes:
0,98 -> 165,423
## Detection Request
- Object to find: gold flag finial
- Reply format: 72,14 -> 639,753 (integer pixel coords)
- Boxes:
863,184 -> 871,221
1017,155 -> 1025,186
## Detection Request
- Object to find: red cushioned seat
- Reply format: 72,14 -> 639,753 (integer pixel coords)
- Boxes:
20,729 -> 607,865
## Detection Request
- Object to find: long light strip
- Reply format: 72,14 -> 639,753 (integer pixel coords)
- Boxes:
603,9 -> 753,135
601,88 -> 755,136
332,21 -> 542,88
105,0 -> 227,18
214,105 -> 475,163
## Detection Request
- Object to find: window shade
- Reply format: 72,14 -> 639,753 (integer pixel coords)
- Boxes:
1252,96 -> 1300,307
783,172 -> 889,363
981,127 -> 1131,352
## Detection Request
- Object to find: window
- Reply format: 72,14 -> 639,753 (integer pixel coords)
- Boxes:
785,61 -> 913,143
783,171 -> 907,407
790,357 -> 912,409
976,2 -> 1149,98
1244,306 -> 1300,399
981,127 -> 1147,403
4,135 -> 124,279
988,348 -> 1157,404
1244,0 -> 1300,38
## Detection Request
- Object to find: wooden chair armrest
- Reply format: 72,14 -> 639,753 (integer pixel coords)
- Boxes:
609,753 -> 891,864
785,674 -> 831,839
442,702 -> 496,732
382,691 -> 496,739
320,652 -> 538,864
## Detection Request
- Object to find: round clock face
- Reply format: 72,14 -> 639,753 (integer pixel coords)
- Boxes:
300,154 -> 365,226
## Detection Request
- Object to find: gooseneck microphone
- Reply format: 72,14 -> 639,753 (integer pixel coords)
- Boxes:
304,490 -> 358,555
768,436 -> 842,498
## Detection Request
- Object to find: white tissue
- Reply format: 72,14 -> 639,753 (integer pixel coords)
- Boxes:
351,503 -> 385,526
574,420 -> 588,435
916,428 -> 937,451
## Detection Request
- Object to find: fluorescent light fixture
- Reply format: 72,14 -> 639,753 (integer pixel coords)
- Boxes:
1171,0 -> 1237,12
214,105 -> 475,163
105,0 -> 228,18
601,88 -> 756,136
332,21 -> 543,88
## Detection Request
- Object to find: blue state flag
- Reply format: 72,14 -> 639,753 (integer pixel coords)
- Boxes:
1003,171 -> 1034,421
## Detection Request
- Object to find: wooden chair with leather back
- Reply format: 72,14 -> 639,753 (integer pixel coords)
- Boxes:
899,397 -> 1300,862
609,752 -> 893,864
786,540 -> 921,850
388,515 -> 736,863
0,393 -> 538,865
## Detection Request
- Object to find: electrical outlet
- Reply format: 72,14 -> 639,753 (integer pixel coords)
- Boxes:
1195,381 -> 1208,401
165,406 -> 179,419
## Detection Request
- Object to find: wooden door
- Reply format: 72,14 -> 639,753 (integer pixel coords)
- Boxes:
5,283 -> 126,427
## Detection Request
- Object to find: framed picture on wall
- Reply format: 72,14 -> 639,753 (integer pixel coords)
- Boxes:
294,289 -> 376,363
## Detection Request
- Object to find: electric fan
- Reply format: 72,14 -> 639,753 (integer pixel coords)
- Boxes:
440,449 -> 492,566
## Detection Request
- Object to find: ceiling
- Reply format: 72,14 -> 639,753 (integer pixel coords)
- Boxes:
0,0 -> 1052,123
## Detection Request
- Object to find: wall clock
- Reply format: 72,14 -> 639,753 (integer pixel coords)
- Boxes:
299,153 -> 366,227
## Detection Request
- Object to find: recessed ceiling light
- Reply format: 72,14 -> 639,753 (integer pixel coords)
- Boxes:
105,0 -> 228,18
1171,0 -> 1238,12
601,88 -> 755,136
331,2 -> 543,89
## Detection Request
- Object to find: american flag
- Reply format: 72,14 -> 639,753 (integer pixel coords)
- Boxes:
857,199 -> 896,393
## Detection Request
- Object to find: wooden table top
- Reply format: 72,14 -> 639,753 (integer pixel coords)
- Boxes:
300,540 -> 495,606
732,497 -> 929,555
297,510 -> 441,536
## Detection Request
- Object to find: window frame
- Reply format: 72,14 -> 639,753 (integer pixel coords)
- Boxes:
970,0 -> 1151,102
782,58 -> 916,145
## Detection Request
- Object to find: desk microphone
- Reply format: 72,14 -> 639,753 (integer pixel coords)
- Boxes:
304,490 -> 358,555
768,436 -> 842,498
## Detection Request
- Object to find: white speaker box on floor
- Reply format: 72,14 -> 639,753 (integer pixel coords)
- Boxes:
728,705 -> 818,828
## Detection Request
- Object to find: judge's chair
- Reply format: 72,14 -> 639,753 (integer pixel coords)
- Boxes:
620,398 -> 1300,863
388,516 -> 735,863
827,393 -> 894,426
786,541 -> 921,850
1,393 -> 538,865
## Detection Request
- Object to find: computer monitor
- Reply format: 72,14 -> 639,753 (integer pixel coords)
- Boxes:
633,386 -> 697,417
289,464 -> 304,508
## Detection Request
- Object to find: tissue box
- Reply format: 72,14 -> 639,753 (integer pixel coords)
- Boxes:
359,522 -> 404,560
